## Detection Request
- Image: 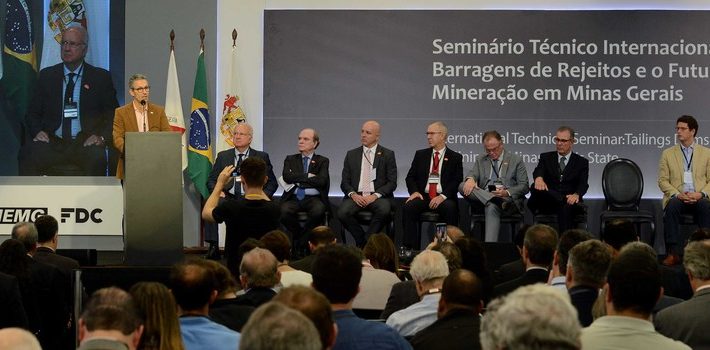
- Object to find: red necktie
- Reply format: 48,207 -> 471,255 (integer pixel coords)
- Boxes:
429,151 -> 440,199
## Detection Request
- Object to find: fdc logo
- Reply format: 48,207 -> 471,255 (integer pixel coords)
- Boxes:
60,208 -> 103,223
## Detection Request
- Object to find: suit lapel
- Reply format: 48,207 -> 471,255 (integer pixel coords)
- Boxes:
126,104 -> 139,132
372,145 -> 381,169
499,152 -> 511,178
353,148 -> 363,186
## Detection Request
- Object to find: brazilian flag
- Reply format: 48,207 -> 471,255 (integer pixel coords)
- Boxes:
188,49 -> 213,198
1,0 -> 37,130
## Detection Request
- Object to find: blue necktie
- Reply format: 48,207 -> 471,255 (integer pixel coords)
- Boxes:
296,156 -> 309,200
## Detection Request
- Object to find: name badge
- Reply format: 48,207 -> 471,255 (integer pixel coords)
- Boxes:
684,171 -> 693,184
428,173 -> 440,184
63,102 -> 78,119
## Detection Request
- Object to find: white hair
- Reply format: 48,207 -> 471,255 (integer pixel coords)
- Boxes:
480,284 -> 581,350
684,240 -> 710,280
409,250 -> 449,282
240,302 -> 321,350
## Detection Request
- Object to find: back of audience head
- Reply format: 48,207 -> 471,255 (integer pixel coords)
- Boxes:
481,284 -> 581,350
439,269 -> 483,318
689,227 -> 710,243
239,156 -> 268,188
602,218 -> 637,252
34,215 -> 59,244
567,239 -> 612,289
233,238 -> 263,279
312,245 -> 362,305
362,233 -> 399,274
683,240 -> 710,289
556,229 -> 592,275
10,222 -> 38,253
606,243 -> 661,318
523,224 -> 558,268
446,225 -> 465,242
129,282 -> 184,350
514,224 -> 530,250
0,239 -> 29,280
240,301 -> 321,350
240,247 -> 280,289
200,259 -> 239,297
0,327 -> 41,350
273,285 -> 336,350
260,230 -> 292,263
79,287 -> 143,349
410,250 -> 449,295
454,236 -> 490,281
431,241 -> 462,272
308,226 -> 337,250
169,259 -> 218,313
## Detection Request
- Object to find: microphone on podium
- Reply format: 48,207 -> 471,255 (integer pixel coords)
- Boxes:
140,100 -> 147,132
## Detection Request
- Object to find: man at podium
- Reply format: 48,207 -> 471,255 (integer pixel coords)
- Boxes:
112,74 -> 172,179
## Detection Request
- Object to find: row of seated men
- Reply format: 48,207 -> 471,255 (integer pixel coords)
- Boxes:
204,116 -> 709,269
2,220 -> 708,350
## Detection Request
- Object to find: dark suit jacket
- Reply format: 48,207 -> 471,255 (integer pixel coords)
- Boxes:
406,147 -> 463,199
410,309 -> 482,350
207,147 -> 278,196
654,288 -> 710,349
289,254 -> 317,274
532,151 -> 589,197
380,280 -> 419,320
209,298 -> 255,332
569,285 -> 599,327
33,247 -> 80,275
27,256 -> 69,349
341,145 -> 397,198
26,62 -> 118,143
234,287 -> 277,308
0,272 -> 28,329
494,259 -> 525,285
493,268 -> 549,298
281,153 -> 330,206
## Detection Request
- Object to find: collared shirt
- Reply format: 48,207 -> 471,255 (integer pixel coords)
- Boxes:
581,316 -> 690,350
386,292 -> 441,337
488,150 -> 505,184
230,148 -> 250,195
357,144 -> 377,194
550,275 -> 567,290
179,316 -> 240,350
132,102 -> 148,132
681,143 -> 695,192
429,147 -> 447,198
696,284 -> 710,293
332,309 -> 412,350
300,152 -> 320,196
57,63 -> 84,138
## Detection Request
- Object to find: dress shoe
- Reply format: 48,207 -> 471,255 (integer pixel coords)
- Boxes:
205,244 -> 221,260
662,253 -> 681,266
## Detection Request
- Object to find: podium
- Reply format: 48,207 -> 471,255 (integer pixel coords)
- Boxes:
123,132 -> 183,265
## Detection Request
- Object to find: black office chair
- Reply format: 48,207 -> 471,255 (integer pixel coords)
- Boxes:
469,200 -> 525,242
599,158 -> 655,244
412,211 -> 441,250
534,204 -> 588,231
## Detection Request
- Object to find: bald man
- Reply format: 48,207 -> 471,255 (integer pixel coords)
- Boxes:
338,121 -> 398,247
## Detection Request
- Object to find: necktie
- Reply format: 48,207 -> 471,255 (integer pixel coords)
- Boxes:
429,151 -> 440,199
361,149 -> 373,195
559,156 -> 567,173
491,159 -> 499,181
296,156 -> 309,200
62,73 -> 76,140
232,153 -> 244,196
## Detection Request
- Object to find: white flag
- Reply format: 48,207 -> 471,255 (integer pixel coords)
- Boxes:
217,42 -> 247,152
165,49 -> 187,171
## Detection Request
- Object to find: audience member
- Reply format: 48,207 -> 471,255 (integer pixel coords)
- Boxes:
410,269 -> 483,350
273,286 -> 337,350
581,245 -> 690,350
386,250 -> 449,337
129,282 -> 185,350
445,225 -> 465,242
289,226 -> 336,274
431,242 -> 462,272
493,224 -> 528,284
77,287 -> 143,350
235,247 -> 280,307
481,284 -> 580,350
493,224 -> 557,298
260,230 -> 312,287
239,301 -> 321,350
601,218 -> 638,256
0,328 -> 41,350
203,260 -> 254,332
654,240 -> 710,349
454,236 -> 494,304
566,239 -> 612,327
203,157 -> 280,277
688,227 -> 710,242
353,235 -> 401,311
311,245 -> 411,350
169,259 -> 240,350
0,272 -> 28,329
548,229 -> 592,290
32,215 -> 81,277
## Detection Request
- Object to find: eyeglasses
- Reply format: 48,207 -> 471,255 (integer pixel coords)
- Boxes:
132,86 -> 150,92
61,41 -> 86,48
554,137 -> 572,144
233,132 -> 251,137
425,132 -> 443,136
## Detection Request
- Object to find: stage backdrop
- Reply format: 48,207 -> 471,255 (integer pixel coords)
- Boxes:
264,10 -> 710,199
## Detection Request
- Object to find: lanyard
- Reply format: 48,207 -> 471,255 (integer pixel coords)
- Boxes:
682,147 -> 693,171
490,158 -> 502,178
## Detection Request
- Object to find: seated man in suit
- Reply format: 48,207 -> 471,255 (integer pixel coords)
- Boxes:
528,126 -> 589,233
112,73 -> 172,180
20,25 -> 118,176
280,128 -> 330,253
459,130 -> 529,242
338,120 -> 397,247
403,121 -> 463,249
658,115 -> 710,266
204,122 -> 278,259
235,248 -> 280,308
493,224 -> 557,298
